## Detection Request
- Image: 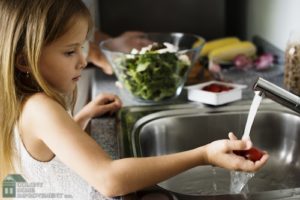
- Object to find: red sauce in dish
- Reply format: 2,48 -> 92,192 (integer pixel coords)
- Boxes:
202,83 -> 233,93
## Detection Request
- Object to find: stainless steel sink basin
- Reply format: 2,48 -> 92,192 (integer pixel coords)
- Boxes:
117,101 -> 300,199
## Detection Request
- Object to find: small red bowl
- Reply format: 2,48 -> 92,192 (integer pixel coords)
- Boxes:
185,81 -> 247,105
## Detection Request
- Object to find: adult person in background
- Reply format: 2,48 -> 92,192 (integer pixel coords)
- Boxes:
82,0 -> 148,75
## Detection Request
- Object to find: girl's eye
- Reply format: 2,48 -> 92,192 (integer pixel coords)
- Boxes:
64,51 -> 76,56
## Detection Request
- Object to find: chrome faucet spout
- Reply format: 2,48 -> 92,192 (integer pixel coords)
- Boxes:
253,77 -> 300,114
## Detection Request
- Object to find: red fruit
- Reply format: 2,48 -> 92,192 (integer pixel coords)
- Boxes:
233,147 -> 264,162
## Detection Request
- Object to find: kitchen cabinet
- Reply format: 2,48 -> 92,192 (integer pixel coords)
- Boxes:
98,0 -> 226,40
97,0 -> 300,51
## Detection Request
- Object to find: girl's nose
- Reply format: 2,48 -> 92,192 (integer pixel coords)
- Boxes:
78,49 -> 88,69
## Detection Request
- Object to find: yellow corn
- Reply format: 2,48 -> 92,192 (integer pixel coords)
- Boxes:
208,41 -> 256,62
198,37 -> 240,57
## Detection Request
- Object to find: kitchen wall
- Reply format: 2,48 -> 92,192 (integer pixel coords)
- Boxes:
245,0 -> 300,51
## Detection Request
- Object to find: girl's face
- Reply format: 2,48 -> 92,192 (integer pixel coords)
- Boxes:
39,17 -> 88,94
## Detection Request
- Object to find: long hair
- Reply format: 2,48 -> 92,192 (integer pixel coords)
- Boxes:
0,0 -> 92,183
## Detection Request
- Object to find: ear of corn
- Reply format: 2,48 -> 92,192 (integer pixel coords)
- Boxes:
208,41 -> 256,62
198,37 -> 240,57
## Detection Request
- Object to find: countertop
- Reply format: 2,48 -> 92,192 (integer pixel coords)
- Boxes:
90,64 -> 285,199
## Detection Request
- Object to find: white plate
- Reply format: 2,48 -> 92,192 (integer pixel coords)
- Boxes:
185,81 -> 247,105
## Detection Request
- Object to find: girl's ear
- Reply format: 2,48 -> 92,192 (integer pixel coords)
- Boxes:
16,54 -> 30,73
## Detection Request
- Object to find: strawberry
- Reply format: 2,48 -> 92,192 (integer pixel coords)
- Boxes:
233,147 -> 264,162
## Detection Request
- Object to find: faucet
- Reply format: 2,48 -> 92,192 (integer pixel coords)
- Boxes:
253,77 -> 300,114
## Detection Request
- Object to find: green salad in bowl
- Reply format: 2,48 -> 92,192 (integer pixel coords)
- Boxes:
100,33 -> 205,102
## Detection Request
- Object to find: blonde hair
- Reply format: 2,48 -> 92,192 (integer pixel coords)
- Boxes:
0,0 -> 92,183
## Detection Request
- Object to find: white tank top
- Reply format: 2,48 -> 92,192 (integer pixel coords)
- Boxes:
13,126 -> 113,200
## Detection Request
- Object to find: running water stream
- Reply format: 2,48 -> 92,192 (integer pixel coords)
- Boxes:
230,91 -> 263,194
242,91 -> 263,140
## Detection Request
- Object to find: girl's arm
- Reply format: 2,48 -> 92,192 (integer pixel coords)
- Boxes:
21,93 -> 268,198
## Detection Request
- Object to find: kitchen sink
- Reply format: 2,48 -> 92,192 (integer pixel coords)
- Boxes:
117,101 -> 300,199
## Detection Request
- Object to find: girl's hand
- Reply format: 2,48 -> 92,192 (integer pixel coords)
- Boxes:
115,31 -> 152,53
88,31 -> 150,75
88,42 -> 113,75
74,93 -> 122,129
84,93 -> 122,118
203,132 -> 269,172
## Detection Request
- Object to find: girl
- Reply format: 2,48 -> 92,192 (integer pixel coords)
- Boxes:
0,0 -> 268,199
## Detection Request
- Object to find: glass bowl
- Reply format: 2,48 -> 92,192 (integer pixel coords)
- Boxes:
100,32 -> 205,103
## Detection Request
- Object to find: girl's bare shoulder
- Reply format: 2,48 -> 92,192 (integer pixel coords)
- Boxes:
22,93 -> 65,113
23,93 -> 58,106
20,93 -> 70,129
